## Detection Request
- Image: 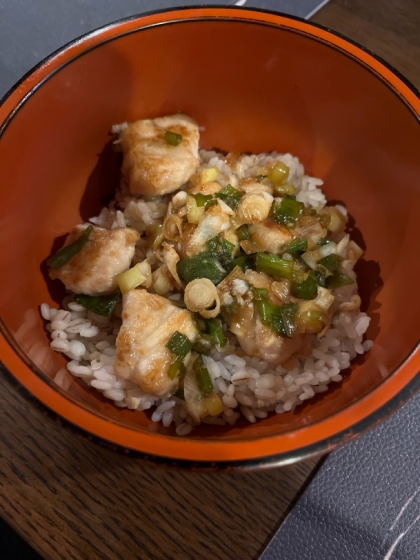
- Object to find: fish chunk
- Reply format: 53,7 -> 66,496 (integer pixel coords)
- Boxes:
115,289 -> 198,397
49,225 -> 139,295
249,220 -> 292,255
228,302 -> 312,365
117,113 -> 200,196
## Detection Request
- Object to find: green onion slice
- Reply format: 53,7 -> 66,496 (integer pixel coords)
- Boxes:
252,287 -> 270,301
273,197 -> 304,227
207,235 -> 235,271
75,292 -> 120,317
318,238 -> 333,246
207,318 -> 227,347
273,183 -> 296,196
47,226 -> 93,269
268,161 -> 290,186
191,193 -> 216,208
207,235 -> 235,255
192,339 -> 212,356
216,184 -> 243,210
257,299 -> 298,338
177,252 -> 227,285
256,252 -> 305,283
280,303 -> 298,338
174,388 -> 185,400
231,254 -> 255,271
165,331 -> 192,358
311,268 -> 327,288
285,238 -> 307,255
235,224 -> 251,241
292,275 -> 318,300
168,358 -> 183,379
164,130 -> 182,146
193,355 -> 214,397
168,360 -> 187,380
298,308 -> 324,333
317,253 -> 341,272
326,270 -> 355,289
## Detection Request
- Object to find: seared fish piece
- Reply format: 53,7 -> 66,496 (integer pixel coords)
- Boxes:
249,220 -> 292,255
115,289 -> 198,397
228,302 -> 312,365
117,113 -> 200,196
49,225 -> 139,295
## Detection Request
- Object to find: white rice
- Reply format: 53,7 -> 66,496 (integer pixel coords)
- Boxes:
42,149 -> 372,433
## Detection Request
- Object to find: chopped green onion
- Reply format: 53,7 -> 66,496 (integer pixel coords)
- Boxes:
193,355 -> 214,397
326,270 -> 355,289
255,174 -> 268,182
232,254 -> 255,271
192,339 -> 212,356
268,161 -> 289,186
207,236 -> 235,271
75,292 -> 120,317
47,226 -> 93,269
193,316 -> 227,350
285,238 -> 307,255
235,224 -> 251,241
311,268 -> 327,288
298,308 -> 324,333
174,387 -> 185,400
179,362 -> 187,378
191,193 -> 216,208
257,299 -> 297,338
292,275 -> 318,300
256,252 -> 305,283
317,253 -> 340,272
165,331 -> 192,359
252,287 -> 270,301
273,183 -> 296,196
202,392 -> 223,416
177,252 -> 227,285
168,357 -> 183,379
258,300 -> 280,328
193,313 -> 207,332
273,197 -> 304,227
318,238 -> 333,246
200,167 -> 219,184
164,130 -> 182,146
147,223 -> 164,248
216,184 -> 243,210
116,265 -> 145,294
207,235 -> 235,255
207,318 -> 227,347
280,303 -> 298,338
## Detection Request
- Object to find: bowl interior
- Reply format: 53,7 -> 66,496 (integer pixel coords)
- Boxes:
0,15 -> 419,446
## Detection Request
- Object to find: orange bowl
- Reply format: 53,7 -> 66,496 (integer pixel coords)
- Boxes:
0,7 -> 419,469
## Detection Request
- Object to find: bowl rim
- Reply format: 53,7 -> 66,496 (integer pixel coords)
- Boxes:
1,6 -> 419,469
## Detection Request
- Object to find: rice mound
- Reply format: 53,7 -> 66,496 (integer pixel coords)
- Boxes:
41,150 -> 372,435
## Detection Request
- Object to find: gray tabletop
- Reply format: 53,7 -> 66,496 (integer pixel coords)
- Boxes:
0,0 -> 327,99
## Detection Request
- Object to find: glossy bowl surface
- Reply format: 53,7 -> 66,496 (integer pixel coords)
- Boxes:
0,7 -> 419,469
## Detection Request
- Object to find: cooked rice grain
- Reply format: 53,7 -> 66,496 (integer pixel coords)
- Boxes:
42,149 -> 372,434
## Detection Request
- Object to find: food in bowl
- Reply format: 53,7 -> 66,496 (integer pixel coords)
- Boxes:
41,113 -> 372,436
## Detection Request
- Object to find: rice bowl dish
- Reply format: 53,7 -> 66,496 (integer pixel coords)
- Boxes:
41,113 -> 372,436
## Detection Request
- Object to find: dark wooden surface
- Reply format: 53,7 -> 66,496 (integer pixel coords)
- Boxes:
1,2 -> 419,559
0,368 -> 320,560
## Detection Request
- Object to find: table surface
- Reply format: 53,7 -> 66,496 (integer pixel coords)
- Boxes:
1,1 -> 419,559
